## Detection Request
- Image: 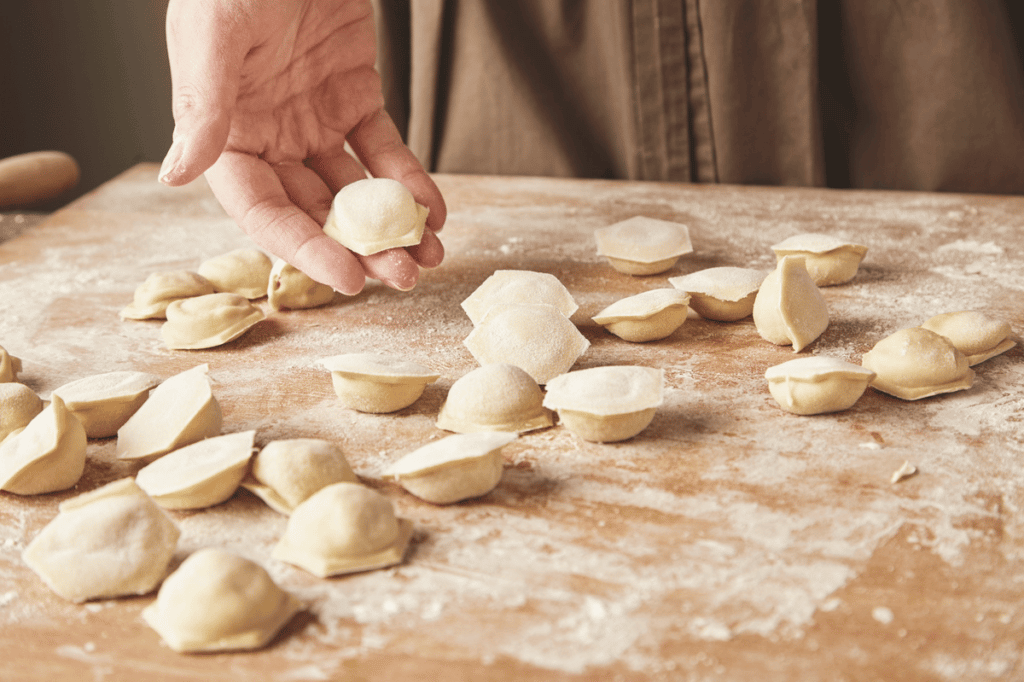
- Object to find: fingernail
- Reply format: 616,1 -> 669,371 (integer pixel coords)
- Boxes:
158,138 -> 184,184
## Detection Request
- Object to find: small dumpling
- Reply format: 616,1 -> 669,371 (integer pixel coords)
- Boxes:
1,344 -> 23,383
51,370 -> 161,438
242,438 -> 357,515
383,432 -> 515,504
135,430 -> 255,510
668,267 -> 768,321
322,353 -> 440,413
22,478 -> 180,602
322,177 -> 429,256
0,382 -> 43,442
0,394 -> 86,495
198,248 -> 274,299
436,363 -> 552,434
765,356 -> 876,415
919,311 -> 1016,366
161,292 -> 266,350
272,482 -> 414,577
752,256 -> 829,352
461,270 -> 579,326
592,289 -> 691,342
770,233 -> 868,286
267,260 -> 335,311
142,548 -> 300,653
119,270 -> 215,320
543,365 -> 664,443
861,327 -> 975,400
594,216 -> 694,275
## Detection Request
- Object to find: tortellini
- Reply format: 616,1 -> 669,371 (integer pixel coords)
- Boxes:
543,365 -> 664,443
594,216 -> 694,275
383,432 -> 515,504
435,363 -> 552,434
752,256 -> 829,352
242,438 -> 357,515
861,327 -> 975,400
0,394 -> 86,495
0,382 -> 43,442
161,292 -> 266,350
919,311 -> 1016,366
322,353 -> 440,413
267,260 -> 335,311
322,177 -> 429,256
51,370 -> 161,438
119,270 -> 215,320
461,270 -> 578,326
592,289 -> 691,342
668,267 -> 768,321
764,356 -> 876,415
770,233 -> 868,286
135,430 -> 255,510
198,248 -> 274,299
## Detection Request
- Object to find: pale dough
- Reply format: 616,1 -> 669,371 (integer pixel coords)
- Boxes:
668,267 -> 768,321
592,289 -> 691,342
322,353 -> 440,413
752,256 -> 829,352
0,345 -> 22,383
0,394 -> 86,495
0,382 -> 43,442
267,260 -> 335,311
461,270 -> 579,326
594,216 -> 694,275
51,370 -> 161,438
770,233 -> 868,286
383,432 -> 515,504
436,363 -> 553,434
861,327 -> 975,400
135,430 -> 255,510
242,438 -> 357,515
764,356 -> 876,415
919,311 -> 1016,366
322,177 -> 428,256
119,270 -> 215,320
161,292 -> 266,350
198,248 -> 274,299
543,365 -> 664,443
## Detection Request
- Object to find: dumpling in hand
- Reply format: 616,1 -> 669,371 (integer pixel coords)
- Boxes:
322,178 -> 429,256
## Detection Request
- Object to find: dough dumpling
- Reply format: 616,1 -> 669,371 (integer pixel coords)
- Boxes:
322,177 -> 429,256
51,370 -> 161,438
436,363 -> 552,434
161,292 -> 265,350
461,270 -> 579,326
0,394 -> 86,495
861,327 -> 975,400
594,216 -> 694,275
0,345 -> 22,383
322,353 -> 440,413
119,270 -> 215,320
267,260 -> 335,311
135,430 -> 255,510
0,382 -> 43,442
383,432 -> 515,504
765,356 -> 876,415
592,289 -> 691,342
198,248 -> 274,299
752,256 -> 829,352
543,365 -> 664,443
242,438 -> 357,515
919,311 -> 1016,366
770,233 -> 868,286
668,267 -> 768,321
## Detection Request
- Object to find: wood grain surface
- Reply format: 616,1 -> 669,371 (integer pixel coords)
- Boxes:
1,165 -> 1022,681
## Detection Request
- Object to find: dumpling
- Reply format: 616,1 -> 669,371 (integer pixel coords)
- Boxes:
592,289 -> 691,342
272,482 -> 413,577
383,432 -> 515,504
764,356 -> 876,415
161,292 -> 266,350
242,438 -> 357,515
142,548 -> 300,653
461,270 -> 578,326
0,394 -> 86,495
594,216 -> 694,275
0,344 -> 23,383
322,177 -> 429,256
322,353 -> 440,413
119,270 -> 215,320
436,363 -> 552,434
919,311 -> 1016,366
770,233 -> 868,286
543,365 -> 664,443
861,327 -> 975,400
135,430 -> 255,510
267,260 -> 335,311
752,256 -> 829,352
198,248 -> 274,299
668,267 -> 768,321
22,478 -> 180,602
51,370 -> 161,438
0,382 -> 43,442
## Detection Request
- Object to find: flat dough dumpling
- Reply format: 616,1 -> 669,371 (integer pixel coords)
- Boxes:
543,365 -> 664,443
770,233 -> 868,286
919,311 -> 1016,366
861,327 -> 975,400
117,364 -> 222,462
322,177 -> 429,256
142,548 -> 300,653
198,248 -> 274,299
668,267 -> 768,321
752,256 -> 829,352
51,370 -> 161,438
0,394 -> 86,495
0,382 -> 43,442
461,270 -> 579,326
267,260 -> 335,311
120,270 -> 215,320
272,482 -> 413,577
765,357 -> 876,415
464,303 -> 590,385
383,432 -> 516,504
0,345 -> 23,383
22,478 -> 179,602
322,353 -> 440,413
592,289 -> 691,342
161,292 -> 265,350
594,216 -> 694,275
436,363 -> 552,434
242,438 -> 357,515
135,430 -> 255,510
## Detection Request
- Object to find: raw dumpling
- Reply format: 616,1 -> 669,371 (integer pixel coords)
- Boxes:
592,289 -> 691,342
752,256 -> 829,352
0,345 -> 22,383
21,478 -> 180,602
142,548 -> 300,653
770,233 -> 868,286
198,248 -> 274,299
322,353 -> 440,413
764,356 -> 876,415
117,364 -> 222,462
242,438 -> 357,515
0,382 -> 43,442
161,292 -> 266,350
668,267 -> 768,321
51,370 -> 161,438
267,260 -> 335,311
322,177 -> 429,256
919,311 -> 1016,366
461,270 -> 578,326
861,327 -> 975,400
272,482 -> 414,577
594,216 -> 694,275
436,363 -> 552,434
543,365 -> 664,443
383,432 -> 515,504
0,394 -> 86,495
119,270 -> 215,320
135,430 -> 255,510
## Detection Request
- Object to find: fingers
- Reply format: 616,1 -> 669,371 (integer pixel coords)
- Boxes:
406,229 -> 445,269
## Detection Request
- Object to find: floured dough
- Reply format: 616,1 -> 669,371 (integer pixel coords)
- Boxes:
161,292 -> 266,350
198,248 -> 274,299
861,327 -> 975,400
383,432 -> 515,504
436,363 -> 552,434
0,345 -> 22,383
120,270 -> 215,320
770,233 -> 868,286
464,303 -> 590,385
0,394 -> 86,495
267,260 -> 335,311
21,478 -> 179,602
668,267 -> 768,321
322,353 -> 440,413
51,370 -> 161,438
117,364 -> 222,461
135,430 -> 255,509
142,547 -> 300,653
543,365 -> 664,442
0,382 -> 43,442
461,270 -> 579,326
919,311 -> 1016,366
592,289 -> 691,342
242,438 -> 357,515
752,256 -> 829,352
272,482 -> 414,577
322,177 -> 429,256
765,356 -> 876,415
594,216 -> 694,275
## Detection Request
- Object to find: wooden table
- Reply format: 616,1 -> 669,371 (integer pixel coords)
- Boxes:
1,165 -> 1022,681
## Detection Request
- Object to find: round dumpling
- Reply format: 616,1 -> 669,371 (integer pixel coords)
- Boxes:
322,178 -> 429,256
861,327 -> 974,400
436,364 -> 552,433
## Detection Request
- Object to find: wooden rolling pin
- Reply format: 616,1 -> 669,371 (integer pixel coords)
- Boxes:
0,151 -> 80,209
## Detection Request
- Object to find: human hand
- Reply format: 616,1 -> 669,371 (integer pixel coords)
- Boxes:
160,0 -> 444,294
